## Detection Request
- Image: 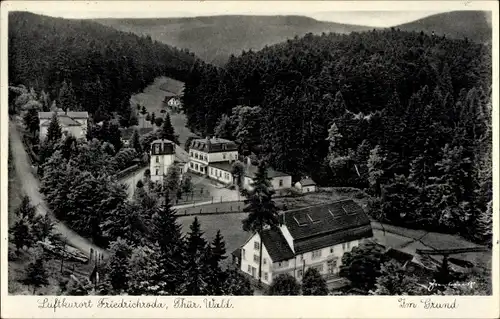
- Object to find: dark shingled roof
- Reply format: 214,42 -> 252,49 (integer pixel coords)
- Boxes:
283,200 -> 372,254
260,229 -> 295,262
190,137 -> 238,153
151,139 -> 175,155
209,162 -> 290,179
38,111 -> 89,119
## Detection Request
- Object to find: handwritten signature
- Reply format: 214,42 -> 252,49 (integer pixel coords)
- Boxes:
420,280 -> 476,292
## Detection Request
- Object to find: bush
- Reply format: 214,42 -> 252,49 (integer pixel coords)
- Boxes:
154,117 -> 164,127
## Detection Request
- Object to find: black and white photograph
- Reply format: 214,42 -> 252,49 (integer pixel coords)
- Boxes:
1,1 -> 498,316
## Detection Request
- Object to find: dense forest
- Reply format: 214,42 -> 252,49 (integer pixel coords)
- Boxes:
8,11 -> 195,122
182,29 -> 492,243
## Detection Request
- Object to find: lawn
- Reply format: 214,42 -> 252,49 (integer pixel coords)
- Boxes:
177,213 -> 249,260
130,76 -> 193,147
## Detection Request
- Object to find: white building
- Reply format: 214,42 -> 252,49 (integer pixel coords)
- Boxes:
235,200 -> 373,286
188,137 -> 239,175
295,177 -> 317,193
209,157 -> 292,192
38,111 -> 88,140
150,139 -> 187,182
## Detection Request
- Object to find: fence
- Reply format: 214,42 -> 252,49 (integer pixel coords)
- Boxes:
174,200 -> 292,217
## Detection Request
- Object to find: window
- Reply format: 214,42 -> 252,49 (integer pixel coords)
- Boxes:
223,153 -> 226,159
204,155 -> 207,161
346,242 -> 351,249
253,254 -> 259,263
242,249 -> 246,260
298,269 -> 303,278
190,152 -> 193,157
264,272 -> 268,281
254,242 -> 260,250
190,162 -> 193,168
279,179 -> 283,187
155,169 -> 159,175
342,243 -> 346,250
312,249 -> 322,260
247,265 -> 251,273
277,260 -> 289,268
211,168 -> 213,175
263,258 -> 267,265
155,156 -> 159,163
330,247 -> 334,254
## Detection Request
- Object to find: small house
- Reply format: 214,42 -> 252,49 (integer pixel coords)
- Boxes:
295,177 -> 317,193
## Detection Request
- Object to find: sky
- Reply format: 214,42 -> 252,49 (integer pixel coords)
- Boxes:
9,1 -> 486,27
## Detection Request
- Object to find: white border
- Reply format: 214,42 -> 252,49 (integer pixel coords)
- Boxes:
1,1 -> 498,318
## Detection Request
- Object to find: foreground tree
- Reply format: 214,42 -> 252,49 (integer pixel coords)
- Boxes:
14,196 -> 36,220
339,241 -> 387,294
241,161 -> 280,285
46,112 -> 62,143
206,230 -> 227,295
24,252 -> 49,294
302,268 -> 329,295
10,218 -> 34,253
372,260 -> 425,295
182,217 -> 210,295
159,113 -> 178,144
268,274 -> 301,295
103,238 -> 132,294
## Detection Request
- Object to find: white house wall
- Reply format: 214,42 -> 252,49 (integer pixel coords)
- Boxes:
207,151 -> 238,163
240,233 -> 274,285
272,239 -> 361,281
150,154 -> 176,180
208,166 -> 233,184
243,175 -> 292,191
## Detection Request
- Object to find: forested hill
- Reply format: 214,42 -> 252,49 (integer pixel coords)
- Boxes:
182,29 -> 492,242
95,15 -> 372,66
8,11 -> 196,121
395,11 -> 492,44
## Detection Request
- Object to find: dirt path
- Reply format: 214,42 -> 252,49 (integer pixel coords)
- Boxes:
9,120 -> 107,258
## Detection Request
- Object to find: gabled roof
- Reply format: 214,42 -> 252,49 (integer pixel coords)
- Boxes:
260,229 -> 295,262
298,178 -> 316,186
39,111 -> 88,119
283,200 -> 372,254
283,200 -> 370,240
190,137 -> 238,153
40,115 -> 81,127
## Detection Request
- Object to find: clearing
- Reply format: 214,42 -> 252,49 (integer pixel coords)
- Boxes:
130,76 -> 194,147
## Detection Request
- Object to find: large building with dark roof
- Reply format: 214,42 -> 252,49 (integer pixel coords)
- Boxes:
236,200 -> 373,285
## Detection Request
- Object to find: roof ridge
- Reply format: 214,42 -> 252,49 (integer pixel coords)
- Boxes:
282,199 -> 353,214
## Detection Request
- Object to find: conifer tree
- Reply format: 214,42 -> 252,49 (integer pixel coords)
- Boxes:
32,214 -> 55,242
23,107 -> 40,137
25,253 -> 49,294
130,129 -> 142,154
151,112 -> 156,125
159,113 -> 178,144
58,80 -> 81,111
46,112 -> 62,142
207,230 -> 227,295
149,194 -> 185,294
10,218 -> 34,253
183,217 -> 210,295
241,161 -> 280,285
104,238 -> 132,294
14,196 -> 36,220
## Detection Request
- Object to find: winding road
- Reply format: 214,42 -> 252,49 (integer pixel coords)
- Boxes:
9,120 -> 107,258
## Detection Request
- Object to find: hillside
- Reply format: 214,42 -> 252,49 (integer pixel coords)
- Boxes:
395,11 -> 492,43
8,11 -> 196,121
95,15 -> 372,65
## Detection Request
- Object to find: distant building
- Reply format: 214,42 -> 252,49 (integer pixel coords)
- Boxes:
235,200 -> 373,286
38,111 -> 89,140
295,177 -> 317,193
188,137 -> 239,175
150,139 -> 187,182
188,137 -> 292,191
